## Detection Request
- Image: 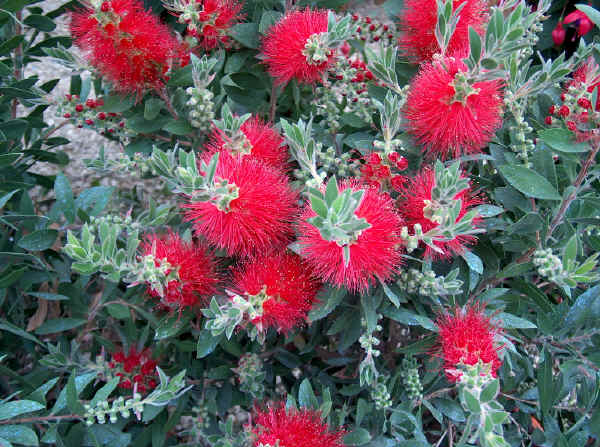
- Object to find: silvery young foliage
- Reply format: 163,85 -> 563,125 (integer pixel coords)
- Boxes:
0,0 -> 600,446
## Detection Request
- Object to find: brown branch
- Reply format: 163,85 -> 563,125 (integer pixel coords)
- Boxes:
0,414 -> 82,425
157,88 -> 179,120
546,141 -> 600,242
269,83 -> 278,123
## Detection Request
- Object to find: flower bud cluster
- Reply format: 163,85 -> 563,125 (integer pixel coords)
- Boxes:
503,92 -> 534,164
400,357 -> 423,401
370,374 -> 392,410
320,146 -> 352,178
396,267 -> 463,296
232,353 -> 265,399
351,14 -> 396,44
355,151 -> 408,192
57,94 -> 127,137
533,248 -> 564,283
186,86 -> 215,131
546,84 -> 600,144
312,53 -> 378,132
84,393 -> 144,426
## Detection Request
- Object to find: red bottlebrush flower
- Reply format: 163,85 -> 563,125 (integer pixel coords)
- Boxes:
558,105 -> 570,117
436,304 -> 503,382
71,0 -> 188,97
397,168 -> 482,259
403,56 -> 503,159
298,181 -> 404,292
232,252 -> 321,333
545,116 -> 553,125
207,116 -> 290,171
140,232 -> 220,310
261,9 -> 333,85
187,0 -> 243,50
75,104 -> 84,112
564,10 -> 593,38
251,404 -> 345,447
398,0 -> 489,63
185,153 -> 299,258
552,21 -> 566,46
109,347 -> 158,393
567,121 -> 577,131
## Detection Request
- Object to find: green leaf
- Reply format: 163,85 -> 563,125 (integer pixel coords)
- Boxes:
162,119 -> 194,136
462,389 -> 481,413
475,205 -> 503,217
259,10 -> 282,33
27,292 -> 69,301
308,287 -> 345,321
90,377 -> 120,408
538,128 -> 589,153
154,313 -> 191,340
498,165 -> 561,200
494,312 -> 537,329
564,284 -> 600,326
66,371 -> 85,414
469,26 -> 481,62
17,230 -> 58,251
34,318 -> 86,335
0,320 -> 43,345
196,331 -> 223,358
0,190 -> 19,209
298,379 -> 318,409
101,94 -> 134,113
144,98 -> 163,120
0,400 -> 45,420
23,14 -> 56,32
343,428 -> 371,445
51,372 -> 96,414
462,250 -> 483,274
0,426 -> 38,446
54,173 -> 76,223
230,23 -> 260,49
480,379 -> 499,403
537,348 -> 554,416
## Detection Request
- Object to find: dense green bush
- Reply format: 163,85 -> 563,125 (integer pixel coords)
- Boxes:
1,0 -> 599,446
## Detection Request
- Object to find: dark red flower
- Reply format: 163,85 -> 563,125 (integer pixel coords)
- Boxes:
403,56 -> 503,159
109,347 -> 158,393
552,21 -> 566,46
207,116 -> 290,171
564,10 -> 593,38
261,8 -> 333,85
436,304 -> 503,382
398,0 -> 488,63
185,153 -> 299,258
252,404 -> 345,447
397,168 -> 482,259
140,231 -> 220,311
71,0 -> 188,97
298,181 -> 404,292
232,252 -> 321,333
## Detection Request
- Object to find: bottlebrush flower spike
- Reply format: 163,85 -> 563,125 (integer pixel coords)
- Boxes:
436,304 -> 503,382
397,165 -> 482,259
298,180 -> 404,292
185,153 -> 298,258
71,0 -> 188,98
261,8 -> 333,85
140,232 -> 220,311
232,252 -> 321,333
109,347 -> 158,393
398,0 -> 488,63
170,0 -> 243,50
207,116 -> 290,171
251,404 -> 346,447
403,55 -> 503,159
552,21 -> 566,46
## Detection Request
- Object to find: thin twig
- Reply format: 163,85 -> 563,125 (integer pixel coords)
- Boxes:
546,141 -> 600,242
0,414 -> 82,425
